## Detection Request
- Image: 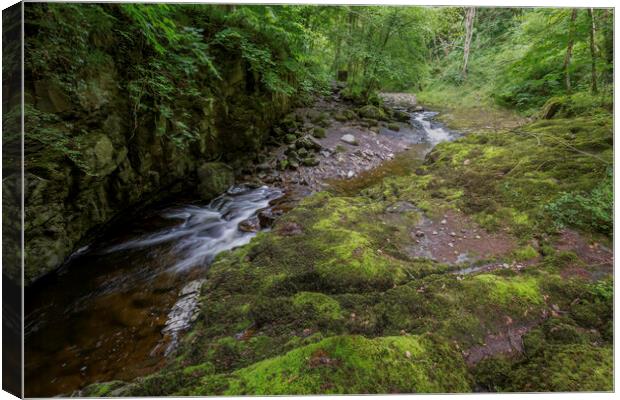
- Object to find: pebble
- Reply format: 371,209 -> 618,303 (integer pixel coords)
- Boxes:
347,170 -> 355,178
405,351 -> 412,359
475,235 -> 481,239
449,232 -> 456,237
432,231 -> 438,235
440,219 -> 447,225
448,242 -> 454,248
415,231 -> 425,238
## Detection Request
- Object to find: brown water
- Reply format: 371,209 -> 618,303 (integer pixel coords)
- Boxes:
24,111 -> 456,397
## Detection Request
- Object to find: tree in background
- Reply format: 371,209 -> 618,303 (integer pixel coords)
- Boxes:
461,7 -> 476,79
562,8 -> 578,93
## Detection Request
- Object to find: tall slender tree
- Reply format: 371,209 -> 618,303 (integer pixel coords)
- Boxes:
461,7 -> 476,79
587,8 -> 598,93
562,8 -> 578,93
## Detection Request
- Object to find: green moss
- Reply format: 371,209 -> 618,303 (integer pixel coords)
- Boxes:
292,292 -> 343,326
512,245 -> 538,261
471,274 -> 542,306
194,335 -> 470,395
508,344 -> 612,392
79,381 -> 126,397
312,127 -> 326,138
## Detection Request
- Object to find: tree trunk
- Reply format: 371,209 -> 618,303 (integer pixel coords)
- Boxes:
563,9 -> 578,93
462,7 -> 476,79
588,8 -> 598,93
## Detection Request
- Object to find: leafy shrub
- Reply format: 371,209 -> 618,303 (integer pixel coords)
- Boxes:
545,168 -> 612,235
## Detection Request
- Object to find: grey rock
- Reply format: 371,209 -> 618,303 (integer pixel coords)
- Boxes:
341,134 -> 358,145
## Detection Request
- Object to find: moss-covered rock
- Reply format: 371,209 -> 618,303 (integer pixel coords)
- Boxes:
357,105 -> 386,120
312,127 -> 326,138
189,335 -> 471,395
196,162 -> 234,200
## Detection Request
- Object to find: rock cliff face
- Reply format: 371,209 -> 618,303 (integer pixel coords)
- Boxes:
20,6 -> 292,284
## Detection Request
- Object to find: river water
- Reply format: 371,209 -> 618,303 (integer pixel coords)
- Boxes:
24,110 -> 456,397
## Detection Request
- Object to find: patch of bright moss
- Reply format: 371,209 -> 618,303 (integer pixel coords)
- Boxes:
471,274 -> 542,306
194,335 -> 471,395
292,292 -> 343,326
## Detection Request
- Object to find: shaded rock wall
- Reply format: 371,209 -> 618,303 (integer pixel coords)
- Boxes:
20,6 -> 292,284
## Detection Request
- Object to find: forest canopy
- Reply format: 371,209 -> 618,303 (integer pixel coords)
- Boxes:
25,4 -> 613,122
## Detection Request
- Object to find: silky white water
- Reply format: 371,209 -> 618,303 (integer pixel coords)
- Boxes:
103,185 -> 283,271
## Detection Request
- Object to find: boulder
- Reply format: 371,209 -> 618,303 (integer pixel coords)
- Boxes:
358,105 -> 386,120
297,147 -> 309,158
393,110 -> 410,122
302,157 -> 319,167
340,134 -> 358,146
312,127 -> 326,138
238,216 -> 260,232
197,162 -> 234,200
295,135 -> 322,151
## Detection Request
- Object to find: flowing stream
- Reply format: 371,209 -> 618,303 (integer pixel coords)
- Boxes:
25,110 -> 456,397
25,186 -> 283,397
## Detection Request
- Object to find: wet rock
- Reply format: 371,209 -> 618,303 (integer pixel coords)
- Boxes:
362,118 -> 378,127
161,279 -> 206,355
334,113 -> 348,122
387,123 -> 400,131
415,231 -> 425,238
346,170 -> 355,178
297,147 -> 309,158
358,105 -> 386,120
341,134 -> 358,145
197,162 -> 234,200
312,127 -> 326,138
392,110 -> 410,122
302,157 -> 319,167
238,216 -> 260,232
296,135 -> 322,151
257,208 -> 280,228
440,219 -> 447,225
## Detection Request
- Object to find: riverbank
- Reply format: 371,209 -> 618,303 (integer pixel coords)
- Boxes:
73,93 -> 612,396
26,90 -> 442,397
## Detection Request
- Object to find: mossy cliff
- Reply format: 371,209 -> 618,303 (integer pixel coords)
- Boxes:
81,106 -> 612,395
18,4 -> 311,283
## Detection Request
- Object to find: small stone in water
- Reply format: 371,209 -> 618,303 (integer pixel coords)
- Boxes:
347,170 -> 355,178
432,231 -> 438,235
441,219 -> 447,225
415,231 -> 425,238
